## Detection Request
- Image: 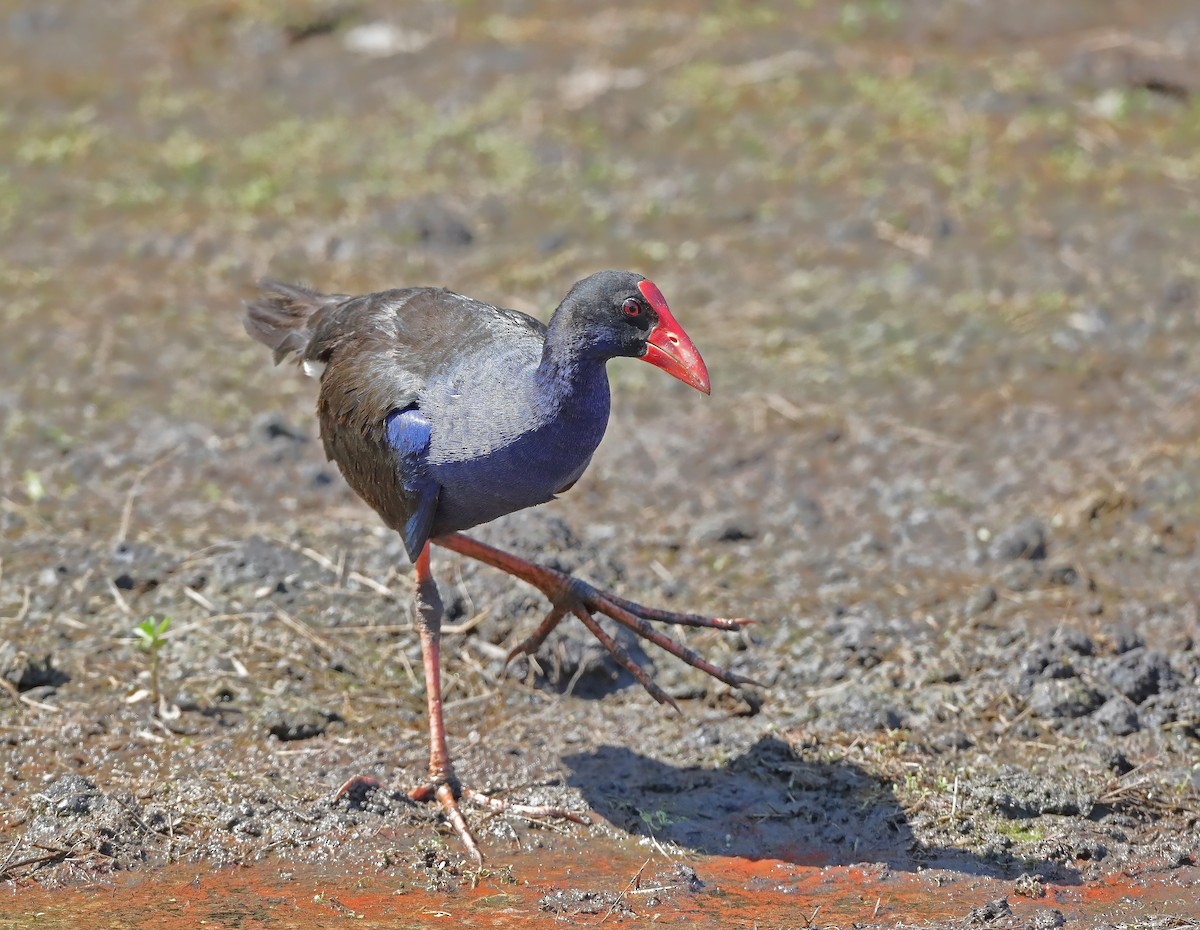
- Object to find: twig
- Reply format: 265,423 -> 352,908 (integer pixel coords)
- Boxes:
297,544 -> 338,573
19,693 -> 61,713
182,586 -> 219,614
3,585 -> 32,624
106,578 -> 133,616
874,219 -> 931,257
599,858 -> 649,924
443,607 -> 492,636
114,451 -> 176,549
0,845 -> 74,881
763,392 -> 809,423
326,624 -> 412,634
348,571 -> 394,598
0,836 -> 23,878
0,678 -> 20,708
273,607 -> 336,659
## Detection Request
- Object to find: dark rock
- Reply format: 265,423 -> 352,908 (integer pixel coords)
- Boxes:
989,519 -> 1047,561
33,775 -> 100,817
261,702 -> 340,741
1031,909 -> 1066,929
283,8 -> 353,44
538,230 -> 568,254
1046,564 -> 1078,586
381,197 -> 475,250
1028,678 -> 1105,720
0,644 -> 69,691
1018,639 -> 1081,688
1058,628 -> 1096,656
997,560 -> 1042,592
814,687 -> 906,732
261,416 -> 308,442
1107,648 -> 1174,704
975,770 -> 1095,817
1101,747 -> 1134,776
1094,696 -> 1140,735
8,6 -> 64,40
693,515 -> 756,543
966,897 -> 1012,924
651,862 -> 704,893
1139,688 -> 1200,734
1107,626 -> 1144,654
830,613 -> 884,670
540,888 -> 631,918
1072,839 -> 1107,860
789,496 -> 824,529
1163,277 -> 1195,308
963,585 -> 998,617
930,730 -> 974,752
1018,629 -> 1096,687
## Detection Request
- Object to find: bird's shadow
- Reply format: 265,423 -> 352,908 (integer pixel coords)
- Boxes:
563,736 -> 1082,883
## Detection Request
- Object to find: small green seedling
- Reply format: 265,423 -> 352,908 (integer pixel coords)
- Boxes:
134,615 -> 171,712
638,805 -> 675,833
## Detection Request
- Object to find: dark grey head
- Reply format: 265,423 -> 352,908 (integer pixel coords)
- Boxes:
550,270 -> 710,393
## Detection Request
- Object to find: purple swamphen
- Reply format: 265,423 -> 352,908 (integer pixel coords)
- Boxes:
245,270 -> 753,860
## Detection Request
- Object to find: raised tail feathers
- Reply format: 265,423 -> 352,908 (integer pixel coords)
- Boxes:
243,279 -> 345,365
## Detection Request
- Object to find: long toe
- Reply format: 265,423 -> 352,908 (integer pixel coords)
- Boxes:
435,532 -> 757,704
461,785 -> 591,824
435,782 -> 483,864
409,773 -> 589,863
333,775 -> 382,804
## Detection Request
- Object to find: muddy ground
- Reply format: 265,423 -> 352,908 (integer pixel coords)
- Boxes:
3,1 -> 1200,926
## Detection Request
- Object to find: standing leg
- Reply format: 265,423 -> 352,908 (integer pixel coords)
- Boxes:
406,543 -> 483,863
411,543 -> 450,785
340,542 -> 591,863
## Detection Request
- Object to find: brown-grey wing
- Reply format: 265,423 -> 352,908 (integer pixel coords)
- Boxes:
308,288 -> 546,551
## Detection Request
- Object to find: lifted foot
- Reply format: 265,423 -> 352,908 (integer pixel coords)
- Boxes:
435,532 -> 760,711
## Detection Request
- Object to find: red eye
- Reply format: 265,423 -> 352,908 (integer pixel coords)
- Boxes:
622,297 -> 641,317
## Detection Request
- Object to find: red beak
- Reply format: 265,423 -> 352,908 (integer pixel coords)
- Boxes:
637,280 -> 711,395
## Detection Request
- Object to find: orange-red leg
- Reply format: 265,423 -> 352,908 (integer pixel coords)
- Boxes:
338,542 -> 589,864
433,532 -> 758,709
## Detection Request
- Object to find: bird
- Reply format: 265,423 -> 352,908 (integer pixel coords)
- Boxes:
244,270 -> 754,861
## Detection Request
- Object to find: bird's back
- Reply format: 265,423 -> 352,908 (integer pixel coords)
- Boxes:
245,281 -> 581,547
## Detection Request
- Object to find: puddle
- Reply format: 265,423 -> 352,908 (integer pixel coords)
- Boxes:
4,846 -> 1198,928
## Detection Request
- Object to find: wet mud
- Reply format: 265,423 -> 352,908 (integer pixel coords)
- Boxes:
3,0 -> 1200,926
